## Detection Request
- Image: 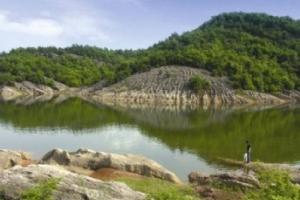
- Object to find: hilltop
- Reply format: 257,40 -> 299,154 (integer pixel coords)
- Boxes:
0,12 -> 299,94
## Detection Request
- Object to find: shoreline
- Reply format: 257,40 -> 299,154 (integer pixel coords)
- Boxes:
1,148 -> 300,200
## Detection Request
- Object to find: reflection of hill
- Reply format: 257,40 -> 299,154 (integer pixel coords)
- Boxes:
0,98 -> 300,165
0,98 -> 132,131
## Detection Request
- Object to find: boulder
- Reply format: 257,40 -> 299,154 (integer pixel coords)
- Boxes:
0,164 -> 145,200
0,149 -> 31,170
41,148 -> 181,184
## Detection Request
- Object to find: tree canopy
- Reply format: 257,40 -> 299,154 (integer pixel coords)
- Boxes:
0,12 -> 299,92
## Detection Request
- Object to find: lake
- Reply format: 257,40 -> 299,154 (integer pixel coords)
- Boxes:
0,98 -> 299,180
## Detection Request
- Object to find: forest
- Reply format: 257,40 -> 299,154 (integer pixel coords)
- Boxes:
0,12 -> 299,92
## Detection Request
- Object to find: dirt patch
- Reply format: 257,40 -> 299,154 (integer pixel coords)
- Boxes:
20,159 -> 34,167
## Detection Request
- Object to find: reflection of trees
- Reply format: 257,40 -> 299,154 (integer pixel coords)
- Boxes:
0,98 -> 300,165
0,98 -> 131,131
136,106 -> 300,164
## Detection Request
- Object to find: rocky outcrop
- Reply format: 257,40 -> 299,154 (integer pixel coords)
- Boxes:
1,66 -> 299,107
0,81 -> 56,101
41,148 -> 181,184
91,66 -> 300,108
0,164 -> 145,200
0,81 -> 84,105
0,149 -> 31,171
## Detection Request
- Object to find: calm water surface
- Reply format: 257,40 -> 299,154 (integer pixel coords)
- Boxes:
0,98 -> 299,180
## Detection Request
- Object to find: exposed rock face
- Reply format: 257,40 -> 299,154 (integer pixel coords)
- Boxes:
0,164 -> 145,200
92,66 -> 299,107
0,81 -> 83,105
41,148 -> 181,184
0,149 -> 31,171
0,81 -> 57,101
14,81 -> 54,96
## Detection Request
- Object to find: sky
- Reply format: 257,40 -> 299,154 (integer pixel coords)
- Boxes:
0,0 -> 299,52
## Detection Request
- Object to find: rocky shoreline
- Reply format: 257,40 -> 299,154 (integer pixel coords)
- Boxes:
1,148 -> 300,200
0,149 -> 182,200
1,66 -> 300,107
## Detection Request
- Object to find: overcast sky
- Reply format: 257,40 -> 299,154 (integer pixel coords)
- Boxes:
0,0 -> 299,52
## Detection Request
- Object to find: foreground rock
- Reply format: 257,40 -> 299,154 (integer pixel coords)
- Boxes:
189,171 -> 260,189
41,148 -> 181,184
188,171 -> 260,199
0,149 -> 31,171
0,164 -> 145,200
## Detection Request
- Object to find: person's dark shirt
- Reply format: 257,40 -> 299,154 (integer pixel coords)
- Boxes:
247,144 -> 251,152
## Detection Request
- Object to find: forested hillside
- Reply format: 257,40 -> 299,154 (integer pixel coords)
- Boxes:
0,12 -> 299,92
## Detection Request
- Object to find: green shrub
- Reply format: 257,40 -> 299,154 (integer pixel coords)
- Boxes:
21,178 -> 59,200
188,75 -> 210,92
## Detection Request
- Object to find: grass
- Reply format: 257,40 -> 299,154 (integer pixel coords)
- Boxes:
20,178 -> 59,200
244,167 -> 300,200
117,177 -> 199,200
0,190 -> 5,200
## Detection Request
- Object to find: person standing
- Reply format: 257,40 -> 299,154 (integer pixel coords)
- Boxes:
246,141 -> 251,163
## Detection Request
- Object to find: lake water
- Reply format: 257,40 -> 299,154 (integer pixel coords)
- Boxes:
0,98 -> 299,180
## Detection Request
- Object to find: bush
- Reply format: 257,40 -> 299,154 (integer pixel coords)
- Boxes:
188,75 -> 210,92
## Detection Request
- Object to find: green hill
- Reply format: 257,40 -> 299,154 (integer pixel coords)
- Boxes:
0,12 -> 299,92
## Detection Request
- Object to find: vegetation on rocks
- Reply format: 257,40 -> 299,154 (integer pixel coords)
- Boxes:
0,12 -> 299,92
0,178 -> 59,200
188,75 -> 210,92
245,168 -> 300,200
20,178 -> 59,200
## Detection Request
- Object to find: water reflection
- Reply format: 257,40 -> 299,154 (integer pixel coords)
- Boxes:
0,98 -> 299,180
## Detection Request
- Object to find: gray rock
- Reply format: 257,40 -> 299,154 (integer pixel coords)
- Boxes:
188,171 -> 260,189
0,164 -> 145,200
41,148 -> 182,184
0,86 -> 23,101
